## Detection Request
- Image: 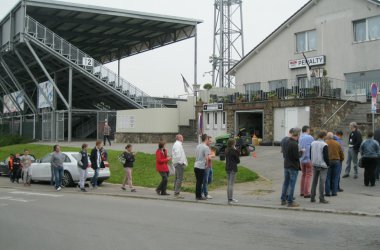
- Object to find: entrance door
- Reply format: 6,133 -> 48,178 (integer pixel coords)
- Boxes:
274,109 -> 285,142
285,108 -> 298,135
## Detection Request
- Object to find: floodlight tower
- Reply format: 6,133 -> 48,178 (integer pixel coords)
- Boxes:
211,0 -> 244,88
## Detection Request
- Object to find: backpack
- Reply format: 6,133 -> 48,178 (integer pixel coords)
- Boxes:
118,153 -> 126,165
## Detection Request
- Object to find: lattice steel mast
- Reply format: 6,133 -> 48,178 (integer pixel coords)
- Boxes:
211,0 -> 244,88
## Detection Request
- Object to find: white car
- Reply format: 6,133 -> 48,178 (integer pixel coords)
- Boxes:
31,152 -> 111,187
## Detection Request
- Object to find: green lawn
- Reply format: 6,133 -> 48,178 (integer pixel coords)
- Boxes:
0,144 -> 258,192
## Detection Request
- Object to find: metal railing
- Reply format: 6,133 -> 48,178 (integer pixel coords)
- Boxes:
25,16 -> 164,109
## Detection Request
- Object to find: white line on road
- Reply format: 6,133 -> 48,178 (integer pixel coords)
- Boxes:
0,196 -> 34,203
9,191 -> 64,197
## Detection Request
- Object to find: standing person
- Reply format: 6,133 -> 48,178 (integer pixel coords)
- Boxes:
373,128 -> 380,181
8,154 -> 14,182
334,130 -> 345,191
194,134 -> 211,201
172,134 -> 188,199
325,132 -> 344,197
202,136 -> 214,199
121,144 -> 136,192
20,150 -> 32,187
225,138 -> 240,204
310,131 -> 330,204
299,125 -> 314,198
280,128 -> 302,207
78,144 -> 89,192
11,153 -> 21,183
155,141 -> 171,195
51,145 -> 65,191
343,122 -> 362,179
359,131 -> 380,187
103,122 -> 112,146
280,128 -> 294,159
90,140 -> 103,189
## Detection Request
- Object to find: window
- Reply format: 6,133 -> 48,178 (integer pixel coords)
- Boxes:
269,79 -> 288,91
207,113 -> 210,125
41,154 -> 52,163
214,112 -> 218,125
64,154 -> 71,163
245,82 -> 261,94
222,112 -> 226,125
296,30 -> 317,52
354,16 -> 380,42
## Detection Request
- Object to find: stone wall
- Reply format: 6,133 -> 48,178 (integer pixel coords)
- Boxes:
196,98 -> 360,143
115,132 -> 177,144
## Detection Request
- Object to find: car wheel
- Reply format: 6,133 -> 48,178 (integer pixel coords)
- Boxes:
62,171 -> 74,187
241,147 -> 249,156
97,180 -> 103,186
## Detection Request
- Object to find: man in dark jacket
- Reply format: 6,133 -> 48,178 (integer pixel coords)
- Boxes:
90,140 -> 103,189
374,128 -> 380,181
280,128 -> 302,207
343,122 -> 362,179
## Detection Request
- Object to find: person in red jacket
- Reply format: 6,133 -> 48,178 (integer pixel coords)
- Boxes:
155,141 -> 172,195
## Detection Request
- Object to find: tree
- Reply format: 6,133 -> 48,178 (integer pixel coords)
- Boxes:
203,83 -> 213,90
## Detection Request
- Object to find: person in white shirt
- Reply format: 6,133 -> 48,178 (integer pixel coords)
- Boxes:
171,134 -> 188,199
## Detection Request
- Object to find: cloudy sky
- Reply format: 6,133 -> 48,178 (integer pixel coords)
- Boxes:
1,0 -> 309,97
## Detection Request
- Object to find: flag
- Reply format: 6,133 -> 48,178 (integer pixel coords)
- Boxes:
181,74 -> 191,93
302,52 -> 312,81
198,112 -> 203,134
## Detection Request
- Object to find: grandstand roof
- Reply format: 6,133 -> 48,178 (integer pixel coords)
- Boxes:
23,0 -> 202,63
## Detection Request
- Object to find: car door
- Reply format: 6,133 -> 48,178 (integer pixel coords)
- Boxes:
31,154 -> 52,181
63,153 -> 80,182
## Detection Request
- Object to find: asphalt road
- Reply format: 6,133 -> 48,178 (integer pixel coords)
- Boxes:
0,188 -> 379,250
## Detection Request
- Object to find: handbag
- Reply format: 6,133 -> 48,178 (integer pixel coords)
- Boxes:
169,164 -> 176,176
358,158 -> 363,168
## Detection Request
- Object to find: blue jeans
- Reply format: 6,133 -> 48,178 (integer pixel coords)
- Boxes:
53,166 -> 63,189
325,161 -> 340,195
91,168 -> 99,187
345,148 -> 359,176
202,168 -> 212,196
336,162 -> 342,189
281,168 -> 299,204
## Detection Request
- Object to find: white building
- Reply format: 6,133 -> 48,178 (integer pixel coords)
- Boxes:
229,0 -> 380,99
217,0 -> 380,142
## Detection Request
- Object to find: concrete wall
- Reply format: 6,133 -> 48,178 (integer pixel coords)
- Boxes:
234,0 -> 380,93
178,96 -> 195,126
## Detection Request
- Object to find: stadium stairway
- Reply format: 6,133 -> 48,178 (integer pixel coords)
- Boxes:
24,16 -> 164,109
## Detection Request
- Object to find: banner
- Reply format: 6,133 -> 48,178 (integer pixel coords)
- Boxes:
3,91 -> 24,113
38,81 -> 54,109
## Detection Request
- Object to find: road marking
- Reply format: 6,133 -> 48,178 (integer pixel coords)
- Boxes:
0,196 -> 34,203
0,203 -> 9,207
9,191 -> 64,197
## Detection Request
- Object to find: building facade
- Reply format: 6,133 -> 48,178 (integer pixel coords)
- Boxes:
200,0 -> 380,143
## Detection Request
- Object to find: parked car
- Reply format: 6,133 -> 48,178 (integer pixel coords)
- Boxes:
33,152 -> 110,187
0,152 -> 111,187
0,155 -> 37,176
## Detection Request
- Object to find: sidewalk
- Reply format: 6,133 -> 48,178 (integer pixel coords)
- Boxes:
20,141 -> 380,217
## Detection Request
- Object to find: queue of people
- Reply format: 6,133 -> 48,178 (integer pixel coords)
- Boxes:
281,122 -> 379,207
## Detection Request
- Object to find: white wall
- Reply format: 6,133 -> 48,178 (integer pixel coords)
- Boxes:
203,110 -> 227,138
274,106 -> 310,142
117,96 -> 195,133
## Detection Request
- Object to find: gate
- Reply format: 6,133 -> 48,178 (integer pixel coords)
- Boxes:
56,111 -> 65,141
42,112 -> 52,141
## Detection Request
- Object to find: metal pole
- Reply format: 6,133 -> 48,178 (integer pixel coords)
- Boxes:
372,112 -> 375,134
68,67 -> 73,142
219,0 -> 224,88
194,23 -> 198,96
118,59 -> 121,77
19,115 -> 23,136
33,113 -> 36,140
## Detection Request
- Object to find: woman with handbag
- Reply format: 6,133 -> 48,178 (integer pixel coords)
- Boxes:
155,141 -> 171,195
359,131 -> 380,187
121,144 -> 136,192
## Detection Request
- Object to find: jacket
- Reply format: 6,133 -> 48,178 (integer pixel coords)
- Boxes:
123,151 -> 135,168
51,151 -> 65,168
156,149 -> 169,172
172,140 -> 188,166
90,147 -> 102,169
326,139 -> 344,162
285,137 -> 301,170
360,138 -> 380,158
225,147 -> 240,172
79,150 -> 89,170
311,140 -> 329,168
349,129 -> 362,151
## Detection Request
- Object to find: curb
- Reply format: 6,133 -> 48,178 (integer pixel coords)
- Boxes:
1,185 -> 379,218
